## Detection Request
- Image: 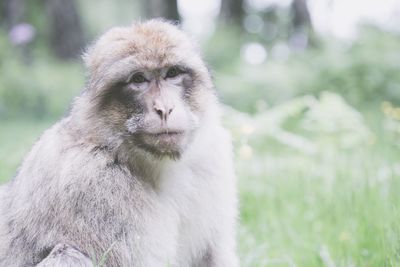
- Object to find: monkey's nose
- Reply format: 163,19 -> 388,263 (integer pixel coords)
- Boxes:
153,101 -> 174,122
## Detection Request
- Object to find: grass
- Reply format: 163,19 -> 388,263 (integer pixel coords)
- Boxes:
237,146 -> 400,266
0,116 -> 399,267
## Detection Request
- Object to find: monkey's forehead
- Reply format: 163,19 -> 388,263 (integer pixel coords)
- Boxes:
84,20 -> 202,73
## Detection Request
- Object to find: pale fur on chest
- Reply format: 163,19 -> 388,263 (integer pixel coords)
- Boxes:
134,124 -> 236,266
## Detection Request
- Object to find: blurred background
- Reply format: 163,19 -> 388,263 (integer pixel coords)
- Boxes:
1,0 -> 400,266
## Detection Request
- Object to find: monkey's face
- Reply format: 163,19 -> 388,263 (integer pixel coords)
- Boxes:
121,65 -> 201,158
84,21 -> 215,159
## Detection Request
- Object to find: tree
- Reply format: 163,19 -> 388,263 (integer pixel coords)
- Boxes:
45,0 -> 85,59
0,0 -> 25,29
290,0 -> 316,48
142,0 -> 180,22
291,0 -> 313,31
219,0 -> 245,27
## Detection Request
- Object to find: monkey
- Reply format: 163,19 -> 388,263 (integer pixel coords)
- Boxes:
0,19 -> 238,267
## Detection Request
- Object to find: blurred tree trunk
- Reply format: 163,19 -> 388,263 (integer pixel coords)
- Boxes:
142,0 -> 180,22
219,0 -> 244,27
290,0 -> 317,48
45,0 -> 85,59
291,0 -> 312,31
0,0 -> 25,28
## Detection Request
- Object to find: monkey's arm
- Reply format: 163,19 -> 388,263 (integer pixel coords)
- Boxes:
36,244 -> 94,267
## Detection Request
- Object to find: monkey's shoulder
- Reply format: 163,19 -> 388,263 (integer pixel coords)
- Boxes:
13,119 -> 132,189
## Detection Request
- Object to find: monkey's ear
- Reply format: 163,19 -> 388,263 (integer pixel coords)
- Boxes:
81,49 -> 92,69
81,38 -> 103,77
82,44 -> 100,84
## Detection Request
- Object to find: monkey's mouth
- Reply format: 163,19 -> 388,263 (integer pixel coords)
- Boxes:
135,130 -> 185,158
140,130 -> 185,145
147,131 -> 184,138
133,129 -> 191,159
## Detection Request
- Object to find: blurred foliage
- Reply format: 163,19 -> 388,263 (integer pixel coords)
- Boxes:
208,26 -> 400,113
224,92 -> 372,156
305,27 -> 400,106
1,22 -> 399,119
0,32 -> 83,119
79,0 -> 141,39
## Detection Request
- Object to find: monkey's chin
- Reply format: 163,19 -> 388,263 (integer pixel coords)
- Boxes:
134,132 -> 187,159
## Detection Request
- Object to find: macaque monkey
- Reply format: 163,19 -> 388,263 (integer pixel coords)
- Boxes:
0,20 -> 238,267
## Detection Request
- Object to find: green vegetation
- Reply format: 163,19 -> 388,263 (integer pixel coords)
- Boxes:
230,99 -> 400,266
1,20 -> 400,267
0,33 -> 83,119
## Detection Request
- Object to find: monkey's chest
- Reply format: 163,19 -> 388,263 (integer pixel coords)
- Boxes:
152,164 -> 219,266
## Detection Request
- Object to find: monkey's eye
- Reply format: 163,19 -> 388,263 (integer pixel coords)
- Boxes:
129,73 -> 147,84
165,66 -> 183,79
